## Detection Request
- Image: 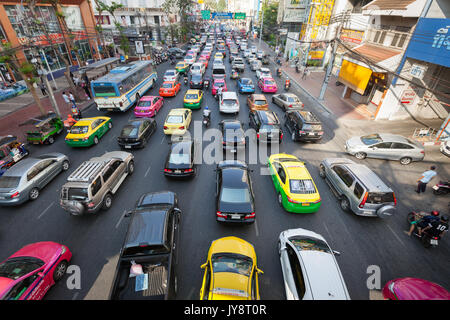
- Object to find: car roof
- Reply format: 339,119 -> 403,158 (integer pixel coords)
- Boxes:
170,140 -> 193,150
378,133 -> 411,144
252,94 -> 266,100
168,108 -> 188,115
1,157 -> 42,176
221,167 -> 249,188
186,89 -> 200,94
222,91 -> 237,99
344,163 -> 393,192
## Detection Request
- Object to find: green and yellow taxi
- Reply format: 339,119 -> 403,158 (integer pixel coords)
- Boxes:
65,116 -> 112,147
199,236 -> 263,300
175,61 -> 189,74
268,153 -> 321,213
183,89 -> 204,109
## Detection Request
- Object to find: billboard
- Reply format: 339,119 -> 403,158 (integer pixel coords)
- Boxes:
405,18 -> 450,68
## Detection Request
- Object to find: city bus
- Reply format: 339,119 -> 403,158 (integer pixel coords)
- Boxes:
91,61 -> 157,112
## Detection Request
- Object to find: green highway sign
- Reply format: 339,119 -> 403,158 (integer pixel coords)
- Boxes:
234,12 -> 246,19
201,10 -> 211,20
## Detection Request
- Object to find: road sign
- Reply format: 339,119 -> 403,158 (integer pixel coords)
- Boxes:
201,10 -> 210,20
234,12 -> 246,19
212,12 -> 233,19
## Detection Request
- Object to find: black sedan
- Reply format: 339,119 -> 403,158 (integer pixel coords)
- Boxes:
168,47 -> 185,59
164,140 -> 196,178
117,118 -> 156,149
189,73 -> 204,89
219,120 -> 245,154
215,160 -> 255,223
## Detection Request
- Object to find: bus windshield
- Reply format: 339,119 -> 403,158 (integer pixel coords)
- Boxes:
92,85 -> 117,97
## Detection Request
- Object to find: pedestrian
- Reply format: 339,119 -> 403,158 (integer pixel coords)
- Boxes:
416,166 -> 437,193
81,80 -> 91,100
62,91 -> 71,107
302,67 -> 309,80
39,79 -> 47,96
69,91 -> 77,108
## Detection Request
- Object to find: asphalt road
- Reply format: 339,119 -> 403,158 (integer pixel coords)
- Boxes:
1,40 -> 449,301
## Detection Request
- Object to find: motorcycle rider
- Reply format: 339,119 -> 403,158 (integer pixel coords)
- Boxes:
183,74 -> 188,85
405,210 -> 440,236
421,215 -> 449,238
285,77 -> 291,89
277,68 -> 282,77
217,86 -> 223,100
203,106 -> 211,126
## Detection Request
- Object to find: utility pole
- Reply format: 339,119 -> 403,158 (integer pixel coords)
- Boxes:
318,11 -> 346,101
258,0 -> 264,48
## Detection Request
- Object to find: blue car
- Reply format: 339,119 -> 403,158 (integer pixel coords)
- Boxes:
237,78 -> 255,94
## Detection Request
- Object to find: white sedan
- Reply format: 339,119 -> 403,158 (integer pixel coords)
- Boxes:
278,228 -> 350,300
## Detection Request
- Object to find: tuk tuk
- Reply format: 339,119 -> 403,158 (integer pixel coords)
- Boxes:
23,113 -> 64,145
262,55 -> 270,65
0,135 -> 28,176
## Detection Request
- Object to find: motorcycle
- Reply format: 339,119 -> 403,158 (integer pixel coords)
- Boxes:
277,68 -> 282,78
284,81 -> 291,91
204,79 -> 210,90
407,211 -> 440,248
71,106 -> 82,120
202,114 -> 211,127
183,76 -> 188,85
432,180 -> 450,195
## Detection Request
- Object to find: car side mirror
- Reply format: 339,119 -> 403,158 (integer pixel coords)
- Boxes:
174,208 -> 182,214
124,210 -> 133,218
200,262 -> 208,269
38,272 -> 45,278
256,268 -> 264,275
333,250 -> 341,256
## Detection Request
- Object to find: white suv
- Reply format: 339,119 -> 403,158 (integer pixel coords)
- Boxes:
220,91 -> 240,114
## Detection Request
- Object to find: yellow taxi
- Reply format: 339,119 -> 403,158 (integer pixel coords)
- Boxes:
183,89 -> 204,109
214,52 -> 224,60
199,236 -> 263,300
268,153 -> 321,213
65,116 -> 112,147
163,108 -> 192,135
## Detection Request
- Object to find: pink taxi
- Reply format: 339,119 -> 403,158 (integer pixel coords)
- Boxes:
382,277 -> 450,300
212,78 -> 228,96
258,77 -> 278,93
0,241 -> 72,300
134,95 -> 164,118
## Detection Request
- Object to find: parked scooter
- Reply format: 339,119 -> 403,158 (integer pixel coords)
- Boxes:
406,211 -> 441,248
432,180 -> 450,195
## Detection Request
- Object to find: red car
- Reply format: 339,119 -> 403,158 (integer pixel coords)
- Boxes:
0,241 -> 72,300
159,80 -> 181,97
200,52 -> 210,60
211,78 -> 227,96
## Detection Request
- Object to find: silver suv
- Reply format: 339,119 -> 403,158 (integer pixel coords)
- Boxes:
60,151 -> 134,216
319,158 -> 396,218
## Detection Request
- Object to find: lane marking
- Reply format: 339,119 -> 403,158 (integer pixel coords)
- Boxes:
386,224 -> 407,249
144,166 -> 151,177
37,202 -> 54,220
115,210 -> 127,229
72,292 -> 80,300
254,218 -> 259,237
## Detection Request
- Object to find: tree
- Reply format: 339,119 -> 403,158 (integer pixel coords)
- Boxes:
0,43 -> 46,116
261,1 -> 279,43
162,0 -> 196,42
91,0 -> 111,58
217,0 -> 227,12
101,1 -> 129,56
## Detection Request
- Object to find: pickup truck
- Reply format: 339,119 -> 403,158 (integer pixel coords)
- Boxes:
232,58 -> 245,72
109,191 -> 181,300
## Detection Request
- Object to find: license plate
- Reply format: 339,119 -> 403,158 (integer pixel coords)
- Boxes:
432,186 -> 439,190
231,214 -> 241,219
302,203 -> 310,206
175,170 -> 181,173
231,149 -> 236,153
124,146 -> 131,149
108,108 -> 114,111
73,139 -> 79,142
308,132 -> 315,136
430,239 -> 438,245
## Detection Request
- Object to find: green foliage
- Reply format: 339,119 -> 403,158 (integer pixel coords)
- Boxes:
19,62 -> 36,75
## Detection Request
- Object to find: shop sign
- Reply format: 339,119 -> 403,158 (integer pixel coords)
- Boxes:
340,29 -> 364,44
409,64 -> 428,80
400,89 -> 416,105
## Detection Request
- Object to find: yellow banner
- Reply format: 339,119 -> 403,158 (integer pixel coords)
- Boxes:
338,59 -> 372,95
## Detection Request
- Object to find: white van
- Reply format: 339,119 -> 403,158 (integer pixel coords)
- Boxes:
220,91 -> 240,114
190,62 -> 205,75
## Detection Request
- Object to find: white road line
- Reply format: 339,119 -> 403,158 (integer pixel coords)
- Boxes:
72,292 -> 79,300
160,136 -> 166,145
386,224 -> 407,249
115,210 -> 127,229
323,223 -> 334,243
187,287 -> 195,299
37,202 -> 54,220
144,166 -> 151,177
254,218 -> 259,237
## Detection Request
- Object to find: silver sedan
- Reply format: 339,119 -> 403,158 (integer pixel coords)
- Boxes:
0,153 -> 69,206
272,93 -> 304,111
345,133 -> 425,165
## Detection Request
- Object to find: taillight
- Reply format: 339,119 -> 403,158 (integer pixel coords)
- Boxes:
287,196 -> 300,204
359,192 -> 368,208
10,191 -> 19,199
288,105 -> 292,108
244,212 -> 255,219
87,202 -> 95,208
299,130 -> 306,135
164,169 -> 173,173
280,132 -> 283,140
184,169 -> 193,173
179,126 -> 185,129
119,102 -> 123,107
256,133 -> 260,139
164,126 -> 168,130
393,193 -> 397,206
216,211 -> 227,218
420,151 -> 425,154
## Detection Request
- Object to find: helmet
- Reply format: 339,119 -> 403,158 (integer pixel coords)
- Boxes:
205,106 -> 208,110
286,76 -> 289,80
441,215 -> 449,222
431,210 -> 439,216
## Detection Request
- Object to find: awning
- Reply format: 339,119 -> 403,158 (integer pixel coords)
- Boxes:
78,57 -> 119,71
338,59 -> 373,95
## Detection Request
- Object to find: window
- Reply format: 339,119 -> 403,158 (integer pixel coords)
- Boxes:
286,244 -> 306,299
102,163 -> 116,183
202,265 -> 211,300
0,176 -> 20,188
397,34 -> 407,48
27,165 -> 41,181
251,270 -> 257,300
333,166 -> 354,187
390,33 -> 400,47
354,182 -> 364,199
0,257 -> 44,280
378,31 -> 387,44
374,142 -> 392,149
90,176 -> 102,197
391,143 -> 413,149
37,159 -> 53,171
278,165 -> 286,184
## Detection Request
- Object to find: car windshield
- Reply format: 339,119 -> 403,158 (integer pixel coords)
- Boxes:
176,63 -> 185,68
303,123 -> 322,131
68,188 -> 88,201
367,192 -> 395,204
254,100 -> 267,105
123,245 -> 169,257
289,237 -> 331,254
70,126 -> 88,134
192,74 -> 202,81
222,99 -> 237,106
290,179 -> 316,194
166,115 -> 183,124
361,134 -> 382,145
215,82 -> 225,87
137,100 -> 154,107
162,83 -> 173,89
0,257 -> 45,280
169,153 -> 190,165
211,253 -> 253,277
185,55 -> 193,60
241,79 -> 252,85
121,126 -> 139,137
0,176 -> 20,188
220,187 -> 250,203
264,80 -> 275,86
185,94 -> 198,100
93,85 -> 117,97
165,71 -> 176,76
287,96 -> 300,103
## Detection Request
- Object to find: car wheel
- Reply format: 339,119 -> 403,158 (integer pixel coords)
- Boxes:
108,122 -> 112,130
29,187 -> 39,201
319,164 -> 326,178
93,136 -> 99,145
62,160 -> 70,171
354,152 -> 366,160
277,192 -> 283,207
400,157 -> 412,165
48,136 -> 55,144
53,260 -> 68,282
291,131 -> 296,141
135,93 -> 140,106
340,197 -> 350,212
102,193 -> 113,210
128,160 -> 135,174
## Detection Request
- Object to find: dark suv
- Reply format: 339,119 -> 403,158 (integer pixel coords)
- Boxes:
249,110 -> 283,144
284,110 -> 323,142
